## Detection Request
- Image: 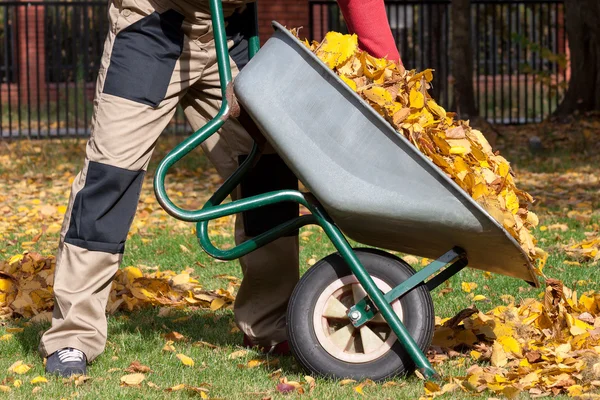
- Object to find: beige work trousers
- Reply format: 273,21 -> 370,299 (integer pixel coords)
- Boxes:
39,0 -> 298,362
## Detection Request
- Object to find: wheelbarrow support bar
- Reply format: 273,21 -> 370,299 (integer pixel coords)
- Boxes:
153,0 -> 440,381
347,247 -> 468,328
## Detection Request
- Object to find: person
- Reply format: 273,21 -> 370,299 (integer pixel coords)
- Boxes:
40,0 -> 402,377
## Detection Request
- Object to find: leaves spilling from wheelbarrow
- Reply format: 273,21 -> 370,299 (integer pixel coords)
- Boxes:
422,279 -> 600,399
300,30 -> 546,271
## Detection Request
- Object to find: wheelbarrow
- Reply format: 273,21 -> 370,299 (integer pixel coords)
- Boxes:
154,0 -> 539,381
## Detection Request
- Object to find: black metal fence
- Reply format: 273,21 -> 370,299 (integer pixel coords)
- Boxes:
0,1 -> 569,139
310,0 -> 568,124
0,1 -> 188,138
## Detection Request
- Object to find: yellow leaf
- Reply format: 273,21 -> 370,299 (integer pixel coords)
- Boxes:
30,376 -> 48,384
1,334 -> 13,341
461,282 -> 478,293
424,381 -> 441,394
170,273 -> 190,287
497,336 -> 522,357
354,383 -> 365,395
449,146 -> 467,155
472,295 -> 487,301
340,75 -> 357,91
8,360 -> 31,374
122,266 -> 143,284
8,254 -> 23,264
0,385 -> 10,392
13,379 -> 22,387
6,328 -> 24,333
409,88 -> 425,109
316,32 -> 358,68
162,340 -> 176,352
168,384 -> 186,391
176,353 -> 194,367
339,379 -> 356,386
362,87 -> 393,107
491,342 -> 508,367
567,385 -> 584,397
0,279 -> 13,292
360,52 -> 389,80
247,359 -> 264,368
427,99 -> 446,119
210,298 -> 226,311
120,373 -> 145,386
228,349 -> 248,359
411,68 -> 434,83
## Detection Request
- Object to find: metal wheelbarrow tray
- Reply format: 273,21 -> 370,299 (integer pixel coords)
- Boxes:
234,22 -> 538,286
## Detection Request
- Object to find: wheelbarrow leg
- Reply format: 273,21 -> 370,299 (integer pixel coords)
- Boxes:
309,205 -> 438,380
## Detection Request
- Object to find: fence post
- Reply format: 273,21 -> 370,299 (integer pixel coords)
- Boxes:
17,0 -> 46,105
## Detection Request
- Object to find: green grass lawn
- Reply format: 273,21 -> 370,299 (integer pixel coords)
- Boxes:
0,121 -> 599,399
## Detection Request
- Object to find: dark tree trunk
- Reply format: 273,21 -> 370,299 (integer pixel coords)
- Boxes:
450,0 -> 478,118
555,0 -> 600,116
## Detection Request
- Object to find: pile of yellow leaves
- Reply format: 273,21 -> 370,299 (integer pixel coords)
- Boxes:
424,279 -> 600,398
0,252 -> 237,320
302,31 -> 544,267
565,235 -> 600,265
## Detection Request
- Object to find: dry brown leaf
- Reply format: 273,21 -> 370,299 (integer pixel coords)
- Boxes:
120,373 -> 145,386
124,361 -> 151,373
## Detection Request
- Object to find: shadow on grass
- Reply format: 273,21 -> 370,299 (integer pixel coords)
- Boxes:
14,306 -> 300,374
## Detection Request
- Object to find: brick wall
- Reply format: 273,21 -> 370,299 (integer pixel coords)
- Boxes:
16,0 -> 46,103
257,0 -> 310,44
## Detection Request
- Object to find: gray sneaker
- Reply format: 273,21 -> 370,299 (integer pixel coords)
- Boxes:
45,348 -> 87,377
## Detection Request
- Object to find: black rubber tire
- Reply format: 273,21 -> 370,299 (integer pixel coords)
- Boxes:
287,248 -> 434,381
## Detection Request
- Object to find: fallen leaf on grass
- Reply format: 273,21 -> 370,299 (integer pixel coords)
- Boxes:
210,298 -> 226,311
162,340 -> 176,352
124,361 -> 152,373
228,349 -> 248,359
305,376 -> 316,392
8,360 -> 31,374
239,358 -> 279,369
547,223 -> 569,232
0,385 -> 10,392
193,340 -> 218,349
120,373 -> 145,386
176,353 -> 194,367
461,282 -> 478,293
146,381 -> 160,389
164,331 -> 185,342
30,376 -> 47,384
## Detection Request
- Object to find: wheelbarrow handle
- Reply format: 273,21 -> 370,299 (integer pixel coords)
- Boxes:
154,0 -> 253,221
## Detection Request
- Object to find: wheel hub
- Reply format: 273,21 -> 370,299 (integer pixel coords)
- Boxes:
313,275 -> 403,363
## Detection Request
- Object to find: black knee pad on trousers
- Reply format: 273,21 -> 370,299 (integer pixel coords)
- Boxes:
238,154 -> 299,237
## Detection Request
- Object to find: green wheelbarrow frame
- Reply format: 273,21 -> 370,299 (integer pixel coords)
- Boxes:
153,0 -> 470,380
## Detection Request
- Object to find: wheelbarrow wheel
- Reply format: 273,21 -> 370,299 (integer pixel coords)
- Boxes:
287,248 -> 434,381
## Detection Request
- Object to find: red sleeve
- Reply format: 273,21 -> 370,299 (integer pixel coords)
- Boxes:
337,0 -> 402,65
